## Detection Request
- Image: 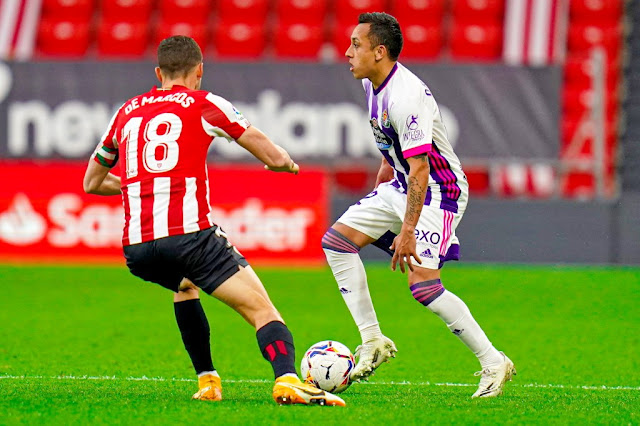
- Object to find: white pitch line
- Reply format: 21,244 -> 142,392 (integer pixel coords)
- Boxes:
1,375 -> 639,391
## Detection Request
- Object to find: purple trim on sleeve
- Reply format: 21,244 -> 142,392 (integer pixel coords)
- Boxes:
429,143 -> 461,213
403,144 -> 432,158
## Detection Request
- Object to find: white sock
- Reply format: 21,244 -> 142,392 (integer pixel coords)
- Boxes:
427,290 -> 503,368
198,370 -> 219,378
323,248 -> 382,343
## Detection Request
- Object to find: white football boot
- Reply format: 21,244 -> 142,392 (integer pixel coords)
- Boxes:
350,335 -> 397,382
471,352 -> 516,398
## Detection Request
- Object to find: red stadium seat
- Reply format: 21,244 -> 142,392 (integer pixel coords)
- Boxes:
567,24 -> 623,56
569,0 -> 623,24
101,0 -> 153,21
564,54 -> 621,93
36,19 -> 91,57
330,23 -> 357,58
97,20 -> 149,58
154,20 -> 208,51
400,23 -> 443,60
274,23 -> 324,59
335,0 -> 386,25
450,24 -> 502,60
276,0 -> 328,26
41,0 -> 95,21
391,0 -> 446,25
213,22 -> 266,59
158,0 -> 211,24
452,0 -> 505,24
217,0 -> 270,25
562,86 -> 619,123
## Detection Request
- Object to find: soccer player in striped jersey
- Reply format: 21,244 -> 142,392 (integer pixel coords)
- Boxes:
321,13 -> 515,398
83,36 -> 344,407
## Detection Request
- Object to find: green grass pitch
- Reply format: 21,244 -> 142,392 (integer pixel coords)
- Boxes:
1,263 -> 638,424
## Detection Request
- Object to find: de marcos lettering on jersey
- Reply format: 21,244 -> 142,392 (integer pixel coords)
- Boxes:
125,93 -> 196,114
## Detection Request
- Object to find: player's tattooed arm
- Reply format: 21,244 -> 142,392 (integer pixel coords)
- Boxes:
405,154 -> 429,227
390,153 -> 430,273
406,176 -> 426,224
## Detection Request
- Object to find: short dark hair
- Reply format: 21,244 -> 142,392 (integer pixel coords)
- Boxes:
358,12 -> 403,61
157,35 -> 203,79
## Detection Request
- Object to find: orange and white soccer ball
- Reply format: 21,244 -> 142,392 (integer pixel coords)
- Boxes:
300,340 -> 355,394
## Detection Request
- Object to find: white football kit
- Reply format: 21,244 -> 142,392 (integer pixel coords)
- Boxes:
337,62 -> 469,269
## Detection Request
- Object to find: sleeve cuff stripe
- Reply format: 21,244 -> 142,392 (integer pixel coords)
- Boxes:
95,154 -> 115,167
403,144 -> 432,158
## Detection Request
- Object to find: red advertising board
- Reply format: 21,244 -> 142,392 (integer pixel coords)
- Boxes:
0,161 -> 328,265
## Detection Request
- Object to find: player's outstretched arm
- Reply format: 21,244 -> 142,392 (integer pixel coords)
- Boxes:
83,160 -> 122,195
236,126 -> 299,174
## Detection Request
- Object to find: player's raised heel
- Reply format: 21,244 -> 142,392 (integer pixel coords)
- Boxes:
471,352 -> 516,398
192,373 -> 222,401
273,376 -> 346,406
350,335 -> 397,382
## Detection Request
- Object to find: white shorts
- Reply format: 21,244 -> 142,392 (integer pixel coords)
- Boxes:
337,181 -> 466,269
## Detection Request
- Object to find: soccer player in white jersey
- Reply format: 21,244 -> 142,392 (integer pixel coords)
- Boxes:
83,36 -> 345,407
321,13 -> 515,398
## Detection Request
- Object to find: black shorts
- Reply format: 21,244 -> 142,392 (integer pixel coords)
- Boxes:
123,226 -> 249,294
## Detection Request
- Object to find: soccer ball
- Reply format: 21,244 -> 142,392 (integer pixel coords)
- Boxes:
300,340 -> 355,394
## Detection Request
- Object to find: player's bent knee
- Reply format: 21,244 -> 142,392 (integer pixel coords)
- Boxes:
321,228 -> 360,254
410,279 -> 445,307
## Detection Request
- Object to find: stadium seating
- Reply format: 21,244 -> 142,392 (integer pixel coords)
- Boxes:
154,20 -> 208,52
569,0 -> 623,24
330,23 -> 357,58
101,0 -> 154,21
37,19 -> 91,56
390,0 -> 446,25
41,0 -> 94,21
450,24 -> 502,60
213,22 -> 266,59
335,0 -> 387,25
274,23 -> 324,59
401,23 -> 443,59
568,24 -> 623,57
564,53 -> 622,92
452,0 -> 505,24
217,0 -> 270,25
158,0 -> 211,23
97,20 -> 149,57
276,0 -> 328,26
562,86 -> 619,123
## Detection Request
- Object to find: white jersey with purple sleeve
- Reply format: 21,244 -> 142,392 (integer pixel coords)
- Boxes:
363,62 -> 468,213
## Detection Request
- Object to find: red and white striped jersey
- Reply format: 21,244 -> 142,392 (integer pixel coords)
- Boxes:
92,85 -> 250,246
